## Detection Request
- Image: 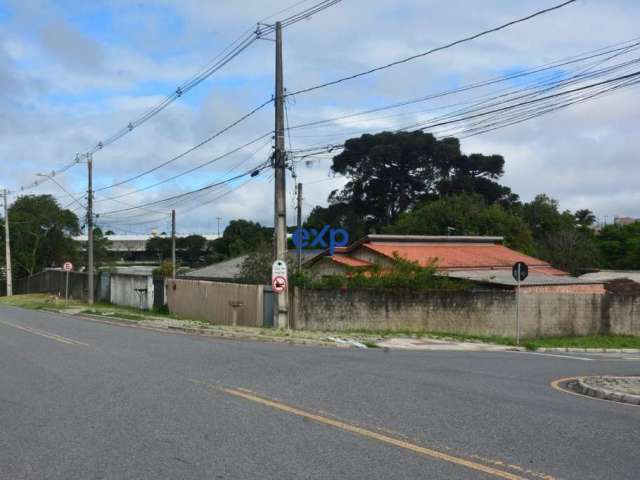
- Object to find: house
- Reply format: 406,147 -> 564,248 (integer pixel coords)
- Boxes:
183,250 -> 322,283
304,234 -> 605,293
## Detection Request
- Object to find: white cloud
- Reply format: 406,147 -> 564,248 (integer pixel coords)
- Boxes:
2,0 -> 640,234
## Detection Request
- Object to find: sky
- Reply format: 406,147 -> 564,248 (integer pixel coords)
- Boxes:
0,0 -> 638,235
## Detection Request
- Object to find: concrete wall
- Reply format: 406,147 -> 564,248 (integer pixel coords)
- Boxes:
110,273 -> 154,310
166,279 -> 263,326
290,288 -> 640,338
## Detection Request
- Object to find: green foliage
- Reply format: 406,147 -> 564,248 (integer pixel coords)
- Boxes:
595,222 -> 640,269
238,243 -> 272,284
294,255 -> 471,291
538,229 -> 600,275
146,236 -> 172,260
178,234 -> 207,264
209,220 -> 272,259
325,131 -> 516,233
387,194 -> 535,253
152,260 -> 174,278
1,195 -> 80,278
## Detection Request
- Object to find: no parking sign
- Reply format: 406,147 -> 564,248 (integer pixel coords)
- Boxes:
272,260 -> 288,294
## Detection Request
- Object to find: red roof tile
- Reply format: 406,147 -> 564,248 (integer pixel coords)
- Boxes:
329,256 -> 372,268
362,243 -> 565,275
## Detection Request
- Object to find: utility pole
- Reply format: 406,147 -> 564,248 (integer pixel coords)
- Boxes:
273,21 -> 289,329
296,182 -> 302,271
171,209 -> 176,280
87,153 -> 94,305
3,189 -> 12,296
216,216 -> 222,237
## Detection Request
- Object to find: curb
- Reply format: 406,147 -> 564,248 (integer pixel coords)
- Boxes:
537,347 -> 640,353
69,312 -> 353,349
575,377 -> 640,405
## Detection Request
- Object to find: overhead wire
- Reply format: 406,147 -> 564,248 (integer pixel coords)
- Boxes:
286,0 -> 577,98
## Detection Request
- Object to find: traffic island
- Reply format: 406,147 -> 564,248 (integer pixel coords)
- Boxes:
573,376 -> 640,405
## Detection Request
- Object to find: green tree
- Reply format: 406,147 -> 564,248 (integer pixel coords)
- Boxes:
1,195 -> 80,278
221,220 -> 271,257
519,194 -> 576,242
178,234 -> 207,264
238,243 -> 272,284
539,230 -> 600,275
91,227 -> 113,267
146,236 -> 172,261
574,209 -> 596,234
387,194 -> 535,253
321,131 -> 515,234
595,222 -> 640,269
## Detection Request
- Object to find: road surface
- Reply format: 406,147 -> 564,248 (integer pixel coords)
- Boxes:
1,304 -> 639,479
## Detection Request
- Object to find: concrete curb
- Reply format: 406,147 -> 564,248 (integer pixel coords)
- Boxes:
575,377 -> 640,405
537,347 -> 640,353
70,312 -> 352,349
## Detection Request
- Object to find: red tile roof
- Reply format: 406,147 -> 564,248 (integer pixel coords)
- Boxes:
328,256 -> 372,268
361,242 -> 566,275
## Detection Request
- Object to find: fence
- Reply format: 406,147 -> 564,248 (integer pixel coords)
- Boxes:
10,270 -> 103,301
166,279 -> 264,326
5,270 -> 164,309
289,287 -> 640,338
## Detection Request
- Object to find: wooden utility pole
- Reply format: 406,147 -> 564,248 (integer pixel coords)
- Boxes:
171,209 -> 176,280
87,153 -> 94,305
273,21 -> 289,329
3,189 -> 12,296
296,182 -> 302,271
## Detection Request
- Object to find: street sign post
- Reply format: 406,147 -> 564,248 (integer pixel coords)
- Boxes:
512,261 -> 528,345
63,261 -> 73,304
272,260 -> 288,295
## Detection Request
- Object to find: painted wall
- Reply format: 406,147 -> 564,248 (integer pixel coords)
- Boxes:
290,288 -> 640,338
166,279 -> 263,326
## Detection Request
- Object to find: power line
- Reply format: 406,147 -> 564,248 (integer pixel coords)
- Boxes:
98,161 -> 271,215
287,0 -> 577,98
95,132 -> 273,203
94,98 -> 274,192
11,0 -> 342,195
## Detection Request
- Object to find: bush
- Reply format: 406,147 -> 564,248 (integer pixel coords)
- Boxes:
153,260 -> 174,278
292,254 -> 470,291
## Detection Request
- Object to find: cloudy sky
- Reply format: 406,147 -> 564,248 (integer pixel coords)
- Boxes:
1,0 -> 638,234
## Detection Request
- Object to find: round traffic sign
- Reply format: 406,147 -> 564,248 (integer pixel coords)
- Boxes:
272,275 -> 287,294
63,261 -> 73,272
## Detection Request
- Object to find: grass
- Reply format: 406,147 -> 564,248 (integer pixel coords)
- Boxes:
0,293 -> 174,322
0,293 -> 84,310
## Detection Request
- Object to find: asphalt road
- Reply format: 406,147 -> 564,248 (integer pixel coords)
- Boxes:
1,304 -> 639,480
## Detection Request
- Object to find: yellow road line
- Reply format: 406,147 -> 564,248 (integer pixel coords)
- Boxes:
194,380 -> 540,480
0,319 -> 89,347
550,376 -> 640,408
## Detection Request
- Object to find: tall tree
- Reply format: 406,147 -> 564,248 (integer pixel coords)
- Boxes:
326,131 -> 515,234
221,220 -> 271,257
1,195 -> 80,277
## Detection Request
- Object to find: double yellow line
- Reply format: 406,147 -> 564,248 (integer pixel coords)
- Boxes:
0,318 -> 89,347
194,380 -> 553,480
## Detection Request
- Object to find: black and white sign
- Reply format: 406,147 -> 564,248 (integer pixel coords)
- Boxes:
272,260 -> 288,294
512,261 -> 528,282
